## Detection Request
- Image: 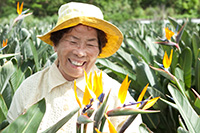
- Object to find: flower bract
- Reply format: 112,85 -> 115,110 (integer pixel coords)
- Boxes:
17,2 -> 24,15
0,39 -> 8,51
118,75 -> 131,104
165,27 -> 175,40
163,49 -> 173,69
105,114 -> 117,133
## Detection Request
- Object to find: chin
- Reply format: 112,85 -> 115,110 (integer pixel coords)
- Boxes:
73,72 -> 84,78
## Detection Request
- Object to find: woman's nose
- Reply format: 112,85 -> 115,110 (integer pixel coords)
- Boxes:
73,44 -> 87,57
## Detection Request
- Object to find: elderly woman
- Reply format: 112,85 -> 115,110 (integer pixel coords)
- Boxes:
7,2 -> 142,132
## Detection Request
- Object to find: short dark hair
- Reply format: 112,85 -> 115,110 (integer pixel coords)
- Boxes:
50,26 -> 107,54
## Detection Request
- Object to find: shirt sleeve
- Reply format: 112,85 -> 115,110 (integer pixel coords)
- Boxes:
7,85 -> 25,123
6,71 -> 43,123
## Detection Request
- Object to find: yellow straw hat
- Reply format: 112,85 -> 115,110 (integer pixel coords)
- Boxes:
37,2 -> 123,58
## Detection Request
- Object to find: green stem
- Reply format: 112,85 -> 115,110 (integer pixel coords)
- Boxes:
174,76 -> 187,98
83,124 -> 87,133
76,123 -> 81,133
167,70 -> 187,99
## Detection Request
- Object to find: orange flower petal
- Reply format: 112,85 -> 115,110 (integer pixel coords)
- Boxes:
136,83 -> 149,108
105,114 -> 117,133
82,86 -> 94,105
93,71 -> 103,98
169,49 -> 173,66
17,2 -> 20,15
165,27 -> 174,40
118,75 -> 131,104
163,51 -> 169,68
74,80 -> 82,108
20,2 -> 24,15
163,49 -> 173,69
93,71 -> 98,93
17,2 -> 23,15
95,128 -> 101,133
84,70 -> 92,90
2,39 -> 8,47
142,97 -> 160,110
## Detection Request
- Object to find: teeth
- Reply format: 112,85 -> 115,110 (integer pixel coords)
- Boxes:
71,60 -> 84,66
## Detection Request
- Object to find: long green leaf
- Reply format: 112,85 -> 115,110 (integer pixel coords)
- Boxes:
168,84 -> 200,133
0,53 -> 19,60
116,48 -> 136,70
9,58 -> 32,92
136,60 -> 159,88
43,107 -> 80,133
0,94 -> 8,123
159,98 -> 177,110
29,39 -> 40,72
125,38 -> 152,64
96,58 -> 136,80
177,127 -> 189,133
20,28 -> 33,62
0,61 -> 15,94
2,98 -> 46,133
107,107 -> 159,116
145,36 -> 159,56
77,115 -> 93,124
195,50 -> 200,93
192,33 -> 200,64
180,47 -> 192,89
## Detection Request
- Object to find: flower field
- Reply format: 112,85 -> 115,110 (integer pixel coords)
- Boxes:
0,2 -> 200,132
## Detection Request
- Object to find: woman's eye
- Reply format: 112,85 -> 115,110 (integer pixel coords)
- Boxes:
70,41 -> 77,44
87,44 -> 93,47
87,44 -> 97,47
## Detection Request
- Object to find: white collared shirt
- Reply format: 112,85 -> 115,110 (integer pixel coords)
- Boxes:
7,60 -> 142,133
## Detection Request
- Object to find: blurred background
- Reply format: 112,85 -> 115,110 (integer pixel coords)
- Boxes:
1,0 -> 200,23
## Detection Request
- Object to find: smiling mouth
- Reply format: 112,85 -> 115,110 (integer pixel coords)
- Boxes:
69,59 -> 86,67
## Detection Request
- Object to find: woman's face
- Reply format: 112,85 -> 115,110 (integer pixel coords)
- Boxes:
54,25 -> 99,81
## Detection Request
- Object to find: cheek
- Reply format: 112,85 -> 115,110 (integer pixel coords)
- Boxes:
88,50 -> 99,64
89,51 -> 99,60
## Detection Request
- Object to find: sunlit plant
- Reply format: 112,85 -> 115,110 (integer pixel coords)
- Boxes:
14,2 -> 32,23
155,20 -> 188,52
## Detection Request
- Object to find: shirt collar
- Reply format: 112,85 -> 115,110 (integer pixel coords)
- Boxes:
48,59 -> 68,93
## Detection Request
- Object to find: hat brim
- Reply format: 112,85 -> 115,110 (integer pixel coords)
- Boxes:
37,17 -> 123,58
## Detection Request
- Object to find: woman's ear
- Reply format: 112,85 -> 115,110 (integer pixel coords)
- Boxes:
53,44 -> 57,52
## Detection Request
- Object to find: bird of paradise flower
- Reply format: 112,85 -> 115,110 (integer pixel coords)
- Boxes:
0,39 -> 8,51
155,49 -> 173,71
150,49 -> 176,82
14,2 -> 32,23
155,19 -> 188,52
8,2 -> 32,32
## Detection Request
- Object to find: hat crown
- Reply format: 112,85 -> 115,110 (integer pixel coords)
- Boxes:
57,2 -> 104,25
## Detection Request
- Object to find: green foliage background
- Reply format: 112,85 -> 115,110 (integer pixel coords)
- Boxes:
1,0 -> 200,22
0,0 -> 200,132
